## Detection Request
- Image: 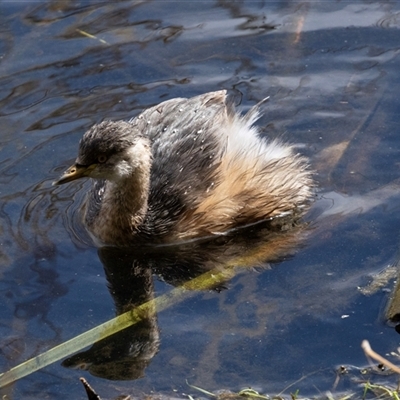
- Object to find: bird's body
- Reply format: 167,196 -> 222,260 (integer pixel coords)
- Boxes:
55,91 -> 313,247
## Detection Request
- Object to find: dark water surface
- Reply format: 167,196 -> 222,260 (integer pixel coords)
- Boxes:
1,1 -> 400,399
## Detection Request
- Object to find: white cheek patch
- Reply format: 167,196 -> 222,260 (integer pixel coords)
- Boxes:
114,160 -> 134,179
107,140 -> 151,181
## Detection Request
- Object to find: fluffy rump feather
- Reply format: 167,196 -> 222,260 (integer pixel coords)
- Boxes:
173,95 -> 313,239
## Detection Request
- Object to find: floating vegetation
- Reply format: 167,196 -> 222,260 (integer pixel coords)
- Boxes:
76,28 -> 109,45
74,341 -> 400,400
78,377 -> 400,400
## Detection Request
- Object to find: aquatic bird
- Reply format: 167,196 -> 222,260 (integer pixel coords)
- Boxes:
54,90 -> 313,247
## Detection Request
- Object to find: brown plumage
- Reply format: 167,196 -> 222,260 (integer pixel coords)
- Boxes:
54,90 -> 313,246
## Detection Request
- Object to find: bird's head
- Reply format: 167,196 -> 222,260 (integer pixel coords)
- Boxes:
54,120 -> 151,185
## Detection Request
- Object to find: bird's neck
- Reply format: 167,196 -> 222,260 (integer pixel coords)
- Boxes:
109,165 -> 150,223
91,155 -> 152,246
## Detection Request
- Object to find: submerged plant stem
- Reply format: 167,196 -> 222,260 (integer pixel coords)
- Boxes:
0,265 -> 238,388
361,340 -> 400,374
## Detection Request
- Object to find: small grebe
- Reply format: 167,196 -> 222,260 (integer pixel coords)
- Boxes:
54,91 -> 313,246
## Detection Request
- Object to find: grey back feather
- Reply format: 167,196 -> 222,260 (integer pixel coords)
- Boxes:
129,93 -> 228,237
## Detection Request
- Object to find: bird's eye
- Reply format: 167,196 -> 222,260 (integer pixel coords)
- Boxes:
98,155 -> 107,163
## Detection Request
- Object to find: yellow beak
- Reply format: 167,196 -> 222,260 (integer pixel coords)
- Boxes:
53,163 -> 95,185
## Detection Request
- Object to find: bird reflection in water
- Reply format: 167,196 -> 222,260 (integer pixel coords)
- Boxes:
61,217 -> 309,381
